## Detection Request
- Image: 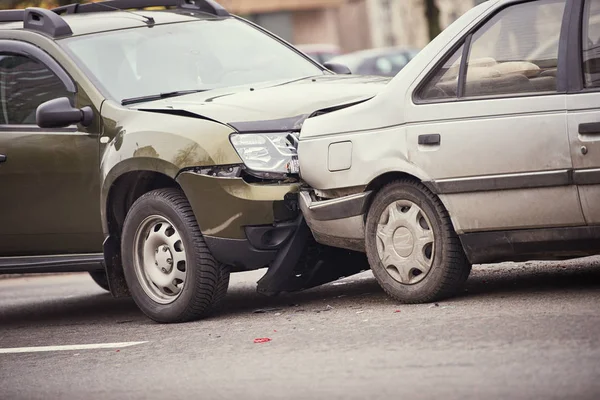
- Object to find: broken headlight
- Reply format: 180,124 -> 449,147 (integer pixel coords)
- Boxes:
230,132 -> 300,179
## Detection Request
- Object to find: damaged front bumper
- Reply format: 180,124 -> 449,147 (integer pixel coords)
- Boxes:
299,190 -> 372,252
177,170 -> 369,295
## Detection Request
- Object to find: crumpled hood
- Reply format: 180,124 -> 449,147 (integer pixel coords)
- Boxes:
131,75 -> 390,132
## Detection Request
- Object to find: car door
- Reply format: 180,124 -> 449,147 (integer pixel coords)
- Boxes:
404,0 -> 585,235
567,0 -> 600,224
0,41 -> 103,256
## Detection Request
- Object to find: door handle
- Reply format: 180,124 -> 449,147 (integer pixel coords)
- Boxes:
0,154 -> 6,163
578,122 -> 600,135
418,134 -> 441,145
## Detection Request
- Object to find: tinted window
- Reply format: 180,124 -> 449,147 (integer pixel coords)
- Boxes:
0,54 -> 70,125
418,44 -> 464,100
583,0 -> 600,88
464,0 -> 566,97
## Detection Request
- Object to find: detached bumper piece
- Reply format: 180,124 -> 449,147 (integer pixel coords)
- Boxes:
206,215 -> 370,296
203,218 -> 300,271
299,190 -> 372,252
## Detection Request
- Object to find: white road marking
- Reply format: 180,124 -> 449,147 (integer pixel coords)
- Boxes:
0,341 -> 148,354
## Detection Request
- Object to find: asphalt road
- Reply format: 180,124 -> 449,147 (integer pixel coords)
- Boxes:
1,258 -> 600,400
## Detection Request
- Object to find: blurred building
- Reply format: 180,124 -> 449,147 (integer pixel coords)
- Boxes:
221,0 -> 485,53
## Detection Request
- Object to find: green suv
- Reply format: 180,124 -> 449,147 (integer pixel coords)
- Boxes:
0,0 -> 386,322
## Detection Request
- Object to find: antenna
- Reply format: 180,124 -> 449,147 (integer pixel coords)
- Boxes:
90,1 -> 155,25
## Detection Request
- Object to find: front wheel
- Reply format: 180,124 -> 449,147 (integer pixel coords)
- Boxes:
121,188 -> 230,323
365,180 -> 471,304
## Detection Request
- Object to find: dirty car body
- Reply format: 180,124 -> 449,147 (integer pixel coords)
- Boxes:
0,0 -> 385,323
297,0 -> 600,304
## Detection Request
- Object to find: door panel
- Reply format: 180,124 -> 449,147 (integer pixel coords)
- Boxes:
0,129 -> 103,255
407,96 -> 583,234
567,92 -> 600,224
405,0 -> 583,234
0,49 -> 102,256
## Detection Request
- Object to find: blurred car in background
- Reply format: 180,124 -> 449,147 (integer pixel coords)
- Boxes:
328,46 -> 420,77
296,44 -> 341,65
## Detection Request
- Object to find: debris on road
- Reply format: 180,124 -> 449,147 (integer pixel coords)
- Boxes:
253,308 -> 282,314
394,310 -> 401,313
314,305 -> 334,313
356,310 -> 364,314
253,338 -> 271,344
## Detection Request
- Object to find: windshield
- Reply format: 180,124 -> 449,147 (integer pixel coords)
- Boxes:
60,18 -> 324,103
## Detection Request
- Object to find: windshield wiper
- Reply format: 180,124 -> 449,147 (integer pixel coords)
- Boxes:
121,90 -> 208,106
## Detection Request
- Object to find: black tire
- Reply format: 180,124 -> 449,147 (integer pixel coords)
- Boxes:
89,270 -> 110,291
121,188 -> 230,323
365,179 -> 471,303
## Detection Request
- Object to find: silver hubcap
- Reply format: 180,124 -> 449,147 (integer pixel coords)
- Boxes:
133,215 -> 187,304
376,200 -> 435,284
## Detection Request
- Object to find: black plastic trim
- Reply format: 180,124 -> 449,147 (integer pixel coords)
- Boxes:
103,235 -> 129,297
578,121 -> 600,134
229,115 -> 308,133
425,170 -> 572,194
418,133 -> 441,145
0,40 -> 76,93
245,220 -> 297,251
24,8 -> 73,37
460,225 -> 600,264
0,125 -> 77,132
203,236 -> 277,271
0,10 -> 24,23
300,191 -> 372,222
564,0 -> 585,92
53,0 -> 229,17
457,34 -> 472,98
256,216 -> 309,295
0,253 -> 103,273
573,168 -> 600,185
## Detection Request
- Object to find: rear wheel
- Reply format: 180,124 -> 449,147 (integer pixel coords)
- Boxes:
89,270 -> 109,291
121,188 -> 230,323
365,180 -> 471,303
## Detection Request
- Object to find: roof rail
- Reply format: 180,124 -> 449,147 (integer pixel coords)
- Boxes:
54,0 -> 229,17
24,8 -> 73,37
0,0 -> 229,38
0,10 -> 24,23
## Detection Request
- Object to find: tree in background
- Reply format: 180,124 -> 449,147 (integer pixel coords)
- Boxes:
3,0 -> 445,43
424,0 -> 442,41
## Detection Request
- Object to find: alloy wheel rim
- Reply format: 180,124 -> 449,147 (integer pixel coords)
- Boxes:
133,215 -> 187,304
376,200 -> 435,285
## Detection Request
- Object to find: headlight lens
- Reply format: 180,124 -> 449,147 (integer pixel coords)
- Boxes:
230,132 -> 300,178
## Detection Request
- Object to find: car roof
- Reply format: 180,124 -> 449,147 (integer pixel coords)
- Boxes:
0,9 -> 227,38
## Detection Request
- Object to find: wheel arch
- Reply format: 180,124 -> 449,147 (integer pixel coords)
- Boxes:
101,161 -> 182,297
363,171 -> 459,234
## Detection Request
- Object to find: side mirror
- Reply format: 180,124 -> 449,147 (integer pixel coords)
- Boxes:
323,62 -> 352,75
36,97 -> 94,129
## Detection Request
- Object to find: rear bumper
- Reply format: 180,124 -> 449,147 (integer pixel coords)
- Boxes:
299,190 -> 372,252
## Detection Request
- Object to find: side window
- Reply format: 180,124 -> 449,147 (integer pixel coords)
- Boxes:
0,54 -> 70,125
419,44 -> 464,100
582,0 -> 600,88
465,0 -> 566,97
418,0 -> 566,102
